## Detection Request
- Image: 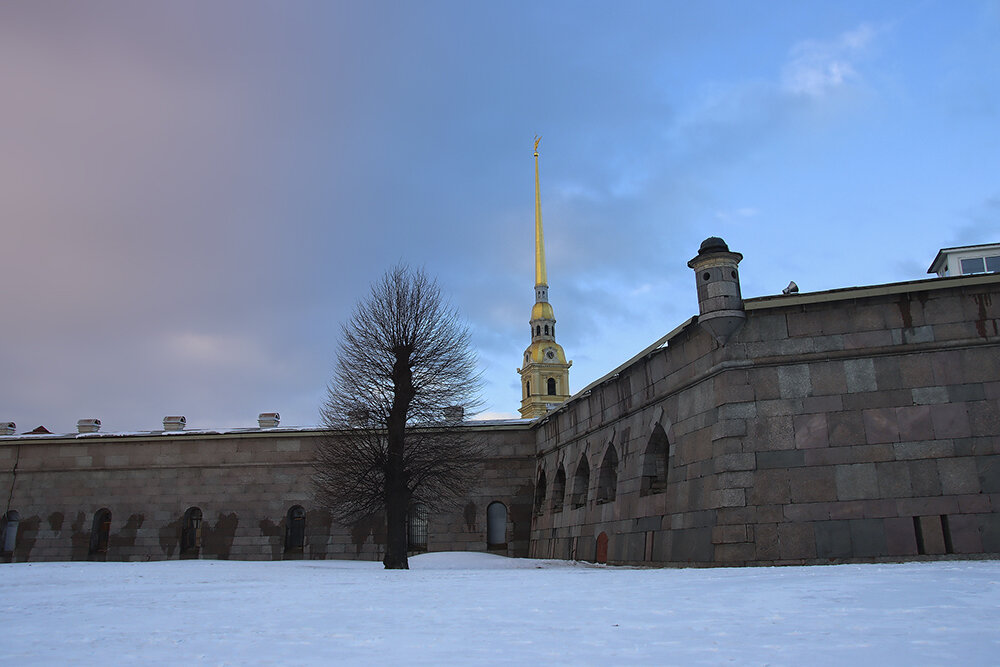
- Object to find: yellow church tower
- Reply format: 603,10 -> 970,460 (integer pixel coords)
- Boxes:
518,137 -> 571,418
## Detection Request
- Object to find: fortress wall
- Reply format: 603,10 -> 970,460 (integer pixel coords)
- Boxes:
1,426 -> 535,563
528,275 -> 1000,565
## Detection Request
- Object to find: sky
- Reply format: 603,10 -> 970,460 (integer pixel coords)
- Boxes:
1,1 -> 998,432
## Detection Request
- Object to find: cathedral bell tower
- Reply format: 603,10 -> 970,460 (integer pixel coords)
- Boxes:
518,137 -> 571,419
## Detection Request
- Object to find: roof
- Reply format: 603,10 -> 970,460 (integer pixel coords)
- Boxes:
745,271 -> 1000,311
0,417 -> 535,443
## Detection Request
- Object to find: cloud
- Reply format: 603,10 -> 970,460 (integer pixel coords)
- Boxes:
781,24 -> 876,98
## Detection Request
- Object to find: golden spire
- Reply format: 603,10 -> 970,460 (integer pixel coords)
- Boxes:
534,135 -> 547,288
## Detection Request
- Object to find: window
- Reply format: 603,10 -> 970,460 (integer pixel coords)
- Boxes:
547,378 -> 557,396
1,510 -> 20,553
544,325 -> 549,335
487,502 -> 507,548
534,470 -> 547,515
640,424 -> 670,496
961,255 -> 1000,275
597,446 -> 619,503
181,507 -> 203,555
525,381 -> 530,397
535,325 -> 541,336
571,458 -> 590,509
552,467 -> 566,512
407,503 -> 428,551
285,505 -> 306,553
90,508 -> 111,555
961,257 -> 986,274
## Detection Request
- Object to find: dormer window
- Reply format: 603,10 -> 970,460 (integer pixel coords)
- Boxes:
960,255 -> 1000,275
928,243 -> 1000,277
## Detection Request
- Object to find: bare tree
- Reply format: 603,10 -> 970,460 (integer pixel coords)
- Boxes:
314,265 -> 484,569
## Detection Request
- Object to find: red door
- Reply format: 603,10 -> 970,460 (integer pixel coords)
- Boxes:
596,532 -> 608,564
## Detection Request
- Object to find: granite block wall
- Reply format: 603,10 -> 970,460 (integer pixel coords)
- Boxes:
1,425 -> 535,563
528,274 -> 1000,565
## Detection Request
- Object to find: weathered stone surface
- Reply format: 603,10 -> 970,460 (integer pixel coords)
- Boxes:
884,517 -> 919,556
863,408 -> 899,444
931,403 -> 972,439
794,413 -> 828,449
937,458 -> 981,495
756,450 -> 805,469
844,358 -> 878,393
788,467 -> 837,503
947,514 -> 983,554
876,461 -> 913,498
828,411 -> 866,447
778,365 -> 812,399
849,518 -> 887,557
778,522 -> 816,560
836,463 -> 879,501
916,515 -> 947,555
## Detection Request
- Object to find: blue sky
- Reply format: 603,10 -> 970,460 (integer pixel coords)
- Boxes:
1,1 -> 998,432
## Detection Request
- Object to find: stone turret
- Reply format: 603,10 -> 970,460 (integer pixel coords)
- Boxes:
687,237 -> 745,345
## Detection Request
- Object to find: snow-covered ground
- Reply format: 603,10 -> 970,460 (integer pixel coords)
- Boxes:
2,554 -> 998,665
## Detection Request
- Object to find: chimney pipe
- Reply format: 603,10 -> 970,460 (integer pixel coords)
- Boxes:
0,422 -> 15,436
77,419 -> 102,433
163,415 -> 186,431
258,412 -> 280,428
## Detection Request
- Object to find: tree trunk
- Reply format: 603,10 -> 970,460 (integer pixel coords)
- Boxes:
383,483 -> 410,569
383,345 -> 416,569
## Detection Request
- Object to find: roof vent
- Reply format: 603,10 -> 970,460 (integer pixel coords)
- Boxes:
0,422 -> 15,435
258,412 -> 280,428
77,419 -> 102,433
163,415 -> 186,431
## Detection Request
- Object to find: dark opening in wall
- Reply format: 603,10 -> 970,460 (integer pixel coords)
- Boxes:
552,467 -> 566,513
597,446 -> 619,503
285,505 -> 306,553
181,507 -> 203,556
1,510 -> 20,554
486,501 -> 507,549
407,503 -> 428,552
534,470 -> 547,516
571,457 -> 590,509
89,508 -> 111,556
640,424 -> 669,497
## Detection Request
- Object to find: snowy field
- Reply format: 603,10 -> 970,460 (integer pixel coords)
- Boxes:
2,554 -> 999,666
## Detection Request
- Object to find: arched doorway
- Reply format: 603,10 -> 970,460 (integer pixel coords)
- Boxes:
596,532 -> 609,564
181,507 -> 203,556
1,510 -> 20,554
90,508 -> 112,556
487,502 -> 507,549
285,505 -> 305,554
